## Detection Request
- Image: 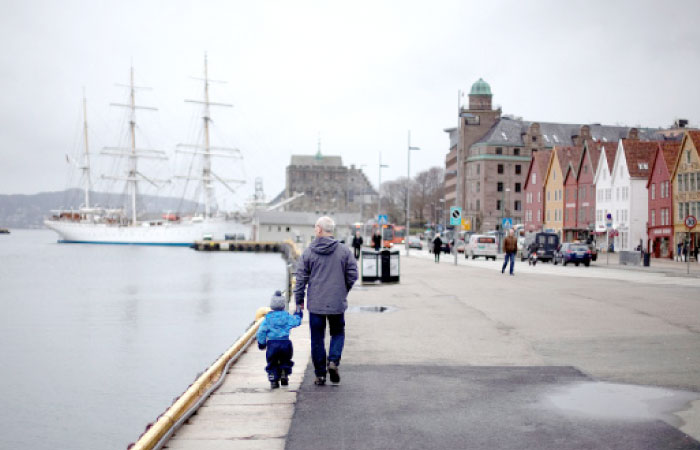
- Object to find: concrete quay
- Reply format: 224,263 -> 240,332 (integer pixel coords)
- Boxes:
167,252 -> 700,449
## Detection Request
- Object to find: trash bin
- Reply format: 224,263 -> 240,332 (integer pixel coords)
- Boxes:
643,251 -> 650,267
360,249 -> 380,283
380,249 -> 400,283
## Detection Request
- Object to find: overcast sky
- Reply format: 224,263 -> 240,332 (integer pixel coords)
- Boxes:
2,0 -> 699,209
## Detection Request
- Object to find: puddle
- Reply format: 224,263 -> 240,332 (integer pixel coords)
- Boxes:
348,305 -> 396,313
541,382 -> 699,427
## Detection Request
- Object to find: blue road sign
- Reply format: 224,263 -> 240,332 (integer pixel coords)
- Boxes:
450,207 -> 462,226
502,217 -> 513,229
378,214 -> 388,225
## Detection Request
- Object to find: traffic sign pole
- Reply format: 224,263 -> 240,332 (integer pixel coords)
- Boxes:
685,215 -> 696,275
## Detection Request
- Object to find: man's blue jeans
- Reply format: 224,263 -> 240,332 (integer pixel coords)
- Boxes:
502,252 -> 515,274
309,312 -> 345,377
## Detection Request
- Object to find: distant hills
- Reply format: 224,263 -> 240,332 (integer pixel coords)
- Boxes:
0,189 -> 203,229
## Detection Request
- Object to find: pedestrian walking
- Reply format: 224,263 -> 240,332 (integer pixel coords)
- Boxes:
501,229 -> 517,275
432,233 -> 443,263
677,241 -> 683,261
683,242 -> 688,262
351,231 -> 363,260
294,216 -> 358,385
372,230 -> 382,251
257,291 -> 303,389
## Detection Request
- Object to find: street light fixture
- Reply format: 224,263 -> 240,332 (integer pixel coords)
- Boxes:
406,130 -> 420,256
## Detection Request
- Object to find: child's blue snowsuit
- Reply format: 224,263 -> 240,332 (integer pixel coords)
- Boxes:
257,310 -> 303,381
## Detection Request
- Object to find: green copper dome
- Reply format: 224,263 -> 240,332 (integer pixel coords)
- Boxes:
469,78 -> 492,96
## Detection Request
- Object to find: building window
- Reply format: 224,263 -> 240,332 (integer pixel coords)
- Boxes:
515,183 -> 521,192
687,150 -> 692,164
532,173 -> 536,185
547,191 -> 550,201
476,199 -> 480,210
497,200 -> 502,210
514,200 -> 521,211
515,164 -> 521,175
498,164 -> 504,174
476,182 -> 480,193
497,182 -> 503,192
538,191 -> 541,203
476,164 -> 480,175
514,148 -> 520,156
496,147 -> 502,155
651,183 -> 656,200
651,210 -> 656,227
532,136 -> 537,142
537,210 -> 541,221
547,210 -> 550,221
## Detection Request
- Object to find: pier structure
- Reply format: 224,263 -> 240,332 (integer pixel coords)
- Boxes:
131,246 -> 700,449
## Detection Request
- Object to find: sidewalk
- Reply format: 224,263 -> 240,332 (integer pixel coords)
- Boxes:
285,254 -> 700,450
167,253 -> 700,449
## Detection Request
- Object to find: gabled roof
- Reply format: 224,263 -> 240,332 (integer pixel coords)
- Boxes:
557,145 -> 584,177
620,140 -> 658,179
688,130 -> 700,150
523,149 -> 552,190
660,141 -> 682,174
647,141 -> 682,188
577,140 -> 605,181
474,117 -> 663,147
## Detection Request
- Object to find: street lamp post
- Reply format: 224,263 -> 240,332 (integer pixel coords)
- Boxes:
406,130 -> 420,256
377,152 -> 389,248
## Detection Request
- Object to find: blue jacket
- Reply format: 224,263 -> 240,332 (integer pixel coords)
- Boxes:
294,236 -> 358,314
257,310 -> 302,344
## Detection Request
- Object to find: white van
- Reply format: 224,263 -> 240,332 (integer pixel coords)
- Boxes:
466,234 -> 498,260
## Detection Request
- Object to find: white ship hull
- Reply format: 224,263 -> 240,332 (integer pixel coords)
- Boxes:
44,218 -> 248,246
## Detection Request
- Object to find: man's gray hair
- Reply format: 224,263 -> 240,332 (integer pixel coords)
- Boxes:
316,216 -> 335,234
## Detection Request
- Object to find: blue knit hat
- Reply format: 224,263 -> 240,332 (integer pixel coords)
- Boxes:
270,290 -> 286,311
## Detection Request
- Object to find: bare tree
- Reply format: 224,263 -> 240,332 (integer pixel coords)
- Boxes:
411,167 -> 444,226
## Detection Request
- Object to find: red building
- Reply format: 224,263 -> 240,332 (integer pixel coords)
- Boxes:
561,146 -> 584,242
647,141 -> 681,258
575,140 -> 604,241
523,149 -> 552,232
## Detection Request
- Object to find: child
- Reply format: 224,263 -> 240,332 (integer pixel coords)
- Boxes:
257,291 -> 303,388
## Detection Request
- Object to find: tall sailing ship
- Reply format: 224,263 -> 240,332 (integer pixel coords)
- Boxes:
45,56 -> 248,245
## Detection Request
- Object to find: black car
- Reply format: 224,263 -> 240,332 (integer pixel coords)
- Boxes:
554,243 -> 592,266
533,232 -> 559,262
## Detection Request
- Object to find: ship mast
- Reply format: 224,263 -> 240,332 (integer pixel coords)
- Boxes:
81,88 -> 92,209
102,66 -> 167,224
177,53 -> 244,217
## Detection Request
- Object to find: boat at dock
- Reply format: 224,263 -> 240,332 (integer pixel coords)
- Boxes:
45,56 -> 248,245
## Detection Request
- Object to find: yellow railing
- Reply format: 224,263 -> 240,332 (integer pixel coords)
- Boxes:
129,240 -> 301,450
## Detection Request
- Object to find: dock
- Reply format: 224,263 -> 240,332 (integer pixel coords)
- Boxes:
130,250 -> 700,449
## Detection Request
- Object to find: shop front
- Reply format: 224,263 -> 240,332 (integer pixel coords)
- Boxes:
649,226 -> 673,258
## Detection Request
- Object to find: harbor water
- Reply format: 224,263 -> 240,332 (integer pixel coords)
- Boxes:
0,229 -> 288,449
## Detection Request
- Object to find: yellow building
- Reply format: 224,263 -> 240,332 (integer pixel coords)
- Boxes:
543,147 -> 566,234
671,131 -> 700,254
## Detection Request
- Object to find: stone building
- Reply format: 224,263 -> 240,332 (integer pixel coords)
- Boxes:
446,78 -> 663,232
277,151 -> 376,218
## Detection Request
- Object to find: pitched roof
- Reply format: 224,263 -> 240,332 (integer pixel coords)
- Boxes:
582,140 -> 604,175
620,140 -> 659,179
523,149 -> 552,190
660,141 -> 682,172
601,142 -> 617,172
557,145 -> 584,177
474,117 -> 663,148
688,130 -> 700,150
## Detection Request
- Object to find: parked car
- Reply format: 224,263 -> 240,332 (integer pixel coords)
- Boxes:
533,232 -> 560,262
455,239 -> 466,253
466,234 -> 498,260
407,236 -> 423,250
553,243 -> 592,266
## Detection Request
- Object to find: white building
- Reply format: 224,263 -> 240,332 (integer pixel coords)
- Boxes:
596,140 -> 657,251
594,142 -> 616,248
254,211 -> 360,247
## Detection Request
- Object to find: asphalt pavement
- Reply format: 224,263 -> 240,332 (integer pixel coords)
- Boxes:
285,250 -> 700,449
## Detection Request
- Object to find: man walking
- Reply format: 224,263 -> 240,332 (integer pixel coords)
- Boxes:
295,216 -> 358,385
502,229 -> 517,275
351,231 -> 363,260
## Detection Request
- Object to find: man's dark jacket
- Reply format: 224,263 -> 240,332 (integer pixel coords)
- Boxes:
295,236 -> 358,314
